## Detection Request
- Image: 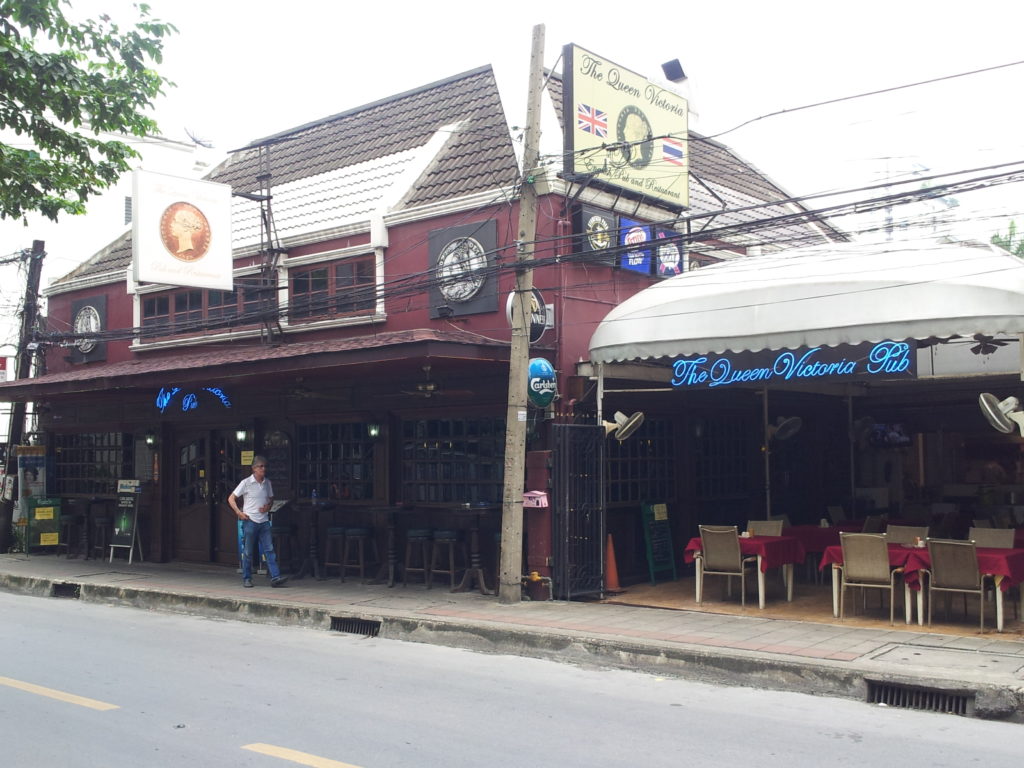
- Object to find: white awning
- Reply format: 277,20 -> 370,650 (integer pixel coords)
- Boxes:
589,240 -> 1024,363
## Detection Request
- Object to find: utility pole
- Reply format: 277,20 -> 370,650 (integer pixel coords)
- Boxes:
498,25 -> 544,604
0,240 -> 45,552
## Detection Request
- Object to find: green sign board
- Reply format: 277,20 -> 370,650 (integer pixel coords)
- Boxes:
27,497 -> 61,550
642,502 -> 676,585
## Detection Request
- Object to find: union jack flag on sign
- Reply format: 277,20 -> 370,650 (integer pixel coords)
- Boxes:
576,104 -> 608,138
663,137 -> 686,166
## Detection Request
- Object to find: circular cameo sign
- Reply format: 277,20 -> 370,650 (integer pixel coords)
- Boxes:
160,201 -> 212,262
527,357 -> 557,408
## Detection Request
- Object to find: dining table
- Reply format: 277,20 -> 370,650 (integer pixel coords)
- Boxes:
819,543 -> 1024,631
447,503 -> 500,595
683,534 -> 806,609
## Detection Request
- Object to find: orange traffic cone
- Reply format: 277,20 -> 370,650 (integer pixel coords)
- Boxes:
604,533 -> 624,594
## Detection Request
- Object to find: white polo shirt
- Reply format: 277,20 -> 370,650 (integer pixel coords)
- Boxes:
232,474 -> 274,523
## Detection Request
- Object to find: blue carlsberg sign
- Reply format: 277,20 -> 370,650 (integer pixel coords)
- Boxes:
527,358 -> 557,408
670,341 -> 915,390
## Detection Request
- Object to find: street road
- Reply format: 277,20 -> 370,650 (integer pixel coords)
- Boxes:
0,591 -> 1019,767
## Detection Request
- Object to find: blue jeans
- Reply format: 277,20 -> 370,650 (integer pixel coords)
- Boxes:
241,519 -> 281,581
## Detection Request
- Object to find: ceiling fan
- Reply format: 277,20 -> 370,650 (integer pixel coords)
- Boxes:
397,365 -> 473,398
286,385 -> 352,403
970,334 -> 1008,355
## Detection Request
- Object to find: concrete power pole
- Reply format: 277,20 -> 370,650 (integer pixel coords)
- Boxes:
0,240 -> 45,553
498,24 -> 545,604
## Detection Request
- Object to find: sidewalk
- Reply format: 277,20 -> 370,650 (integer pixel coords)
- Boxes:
2,552 -> 1022,722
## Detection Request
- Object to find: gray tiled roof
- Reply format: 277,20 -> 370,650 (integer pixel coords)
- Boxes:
52,66 -> 519,287
209,65 -> 518,205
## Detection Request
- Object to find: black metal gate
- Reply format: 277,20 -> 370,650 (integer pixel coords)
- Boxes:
551,423 -> 605,600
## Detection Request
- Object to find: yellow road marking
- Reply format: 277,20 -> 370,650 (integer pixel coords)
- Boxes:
242,743 -> 363,768
0,676 -> 119,711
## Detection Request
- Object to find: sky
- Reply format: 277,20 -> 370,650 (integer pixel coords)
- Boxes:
2,0 -> 1024,338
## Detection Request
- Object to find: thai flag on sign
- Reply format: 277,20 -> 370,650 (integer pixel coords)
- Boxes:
576,104 -> 608,138
663,137 -> 686,166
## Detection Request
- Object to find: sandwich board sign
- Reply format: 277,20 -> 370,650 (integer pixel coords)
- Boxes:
112,479 -> 144,563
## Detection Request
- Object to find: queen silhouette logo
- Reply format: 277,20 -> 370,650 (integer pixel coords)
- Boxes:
160,202 -> 212,262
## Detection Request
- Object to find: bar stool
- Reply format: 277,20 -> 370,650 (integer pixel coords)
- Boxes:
58,512 -> 86,558
271,524 -> 299,573
341,527 -> 378,583
91,516 -> 112,560
323,526 -> 347,579
403,528 -> 433,587
430,529 -> 466,590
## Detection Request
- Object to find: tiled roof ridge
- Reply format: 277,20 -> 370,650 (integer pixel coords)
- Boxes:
240,65 -> 496,150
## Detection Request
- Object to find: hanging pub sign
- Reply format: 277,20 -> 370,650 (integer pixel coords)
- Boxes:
670,341 -> 916,390
527,358 -> 557,408
505,288 -> 553,344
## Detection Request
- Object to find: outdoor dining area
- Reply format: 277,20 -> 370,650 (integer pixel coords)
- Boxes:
674,510 -> 1024,634
269,500 -> 503,595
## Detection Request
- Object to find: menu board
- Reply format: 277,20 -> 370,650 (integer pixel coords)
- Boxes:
642,502 -> 677,585
262,431 -> 293,497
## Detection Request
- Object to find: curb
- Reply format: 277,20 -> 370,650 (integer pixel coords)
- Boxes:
3,572 -> 1022,722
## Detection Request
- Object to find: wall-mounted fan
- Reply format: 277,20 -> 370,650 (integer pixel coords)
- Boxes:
852,415 -> 875,447
602,411 -> 645,441
979,393 -> 1024,436
767,416 -> 802,442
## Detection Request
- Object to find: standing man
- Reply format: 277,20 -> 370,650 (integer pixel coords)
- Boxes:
229,455 -> 287,588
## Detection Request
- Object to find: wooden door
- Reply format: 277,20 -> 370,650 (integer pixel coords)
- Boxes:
174,433 -> 211,562
174,430 -> 242,564
211,432 -> 242,565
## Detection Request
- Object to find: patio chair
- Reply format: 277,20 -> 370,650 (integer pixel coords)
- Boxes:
861,514 -> 885,533
968,527 -> 1014,548
767,513 -> 792,527
838,532 -> 902,625
971,518 -> 993,529
697,525 -> 757,607
925,539 -> 991,631
746,520 -> 783,536
826,505 -> 849,524
885,524 -> 928,545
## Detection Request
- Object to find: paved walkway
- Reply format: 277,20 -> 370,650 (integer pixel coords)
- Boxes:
2,553 -> 1022,721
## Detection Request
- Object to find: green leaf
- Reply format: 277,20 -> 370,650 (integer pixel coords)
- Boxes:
0,0 -> 176,221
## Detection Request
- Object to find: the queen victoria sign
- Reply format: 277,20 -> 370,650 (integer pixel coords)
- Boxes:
132,169 -> 233,291
670,341 -> 915,390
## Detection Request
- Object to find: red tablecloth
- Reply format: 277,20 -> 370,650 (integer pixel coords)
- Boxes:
784,525 -> 842,553
1014,528 -> 1024,548
685,535 -> 807,573
820,543 -> 1024,592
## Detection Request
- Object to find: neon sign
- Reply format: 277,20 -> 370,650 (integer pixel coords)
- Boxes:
670,341 -> 915,390
155,385 -> 233,413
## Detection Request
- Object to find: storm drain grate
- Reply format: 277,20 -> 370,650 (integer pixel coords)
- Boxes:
330,616 -> 381,637
51,582 -> 81,599
866,680 -> 974,716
